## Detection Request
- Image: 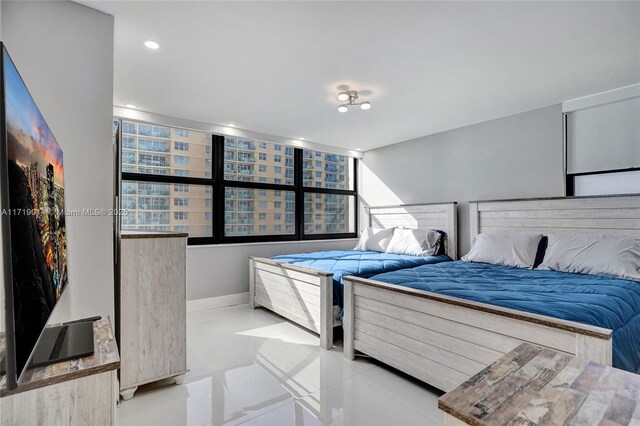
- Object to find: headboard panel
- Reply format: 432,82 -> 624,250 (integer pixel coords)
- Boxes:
367,202 -> 458,259
470,194 -> 640,242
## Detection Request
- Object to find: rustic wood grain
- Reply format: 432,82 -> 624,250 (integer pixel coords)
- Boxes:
119,235 -> 187,397
367,202 -> 458,259
0,318 -> 119,398
347,276 -> 612,339
469,194 -> 640,242
439,343 -> 640,426
1,318 -> 119,425
250,202 -> 458,349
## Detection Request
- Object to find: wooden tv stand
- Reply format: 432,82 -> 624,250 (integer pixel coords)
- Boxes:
1,317 -> 120,425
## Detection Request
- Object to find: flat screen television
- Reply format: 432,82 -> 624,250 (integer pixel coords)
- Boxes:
0,43 -> 90,390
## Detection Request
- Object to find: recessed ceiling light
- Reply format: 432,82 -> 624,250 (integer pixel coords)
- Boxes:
125,104 -> 137,109
144,40 -> 160,50
226,123 -> 236,127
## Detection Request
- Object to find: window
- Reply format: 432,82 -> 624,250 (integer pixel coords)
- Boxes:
174,197 -> 189,206
121,181 -> 213,237
121,120 -> 212,179
174,141 -> 189,151
174,155 -> 189,166
222,143 -> 358,239
224,187 -> 295,236
224,138 -> 293,185
119,120 -> 214,238
304,151 -> 354,190
118,119 -> 357,243
564,93 -> 640,196
304,193 -> 355,235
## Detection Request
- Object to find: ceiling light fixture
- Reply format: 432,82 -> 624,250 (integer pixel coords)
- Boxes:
297,137 -> 305,140
226,123 -> 236,127
125,104 -> 137,109
336,90 -> 371,113
144,40 -> 160,50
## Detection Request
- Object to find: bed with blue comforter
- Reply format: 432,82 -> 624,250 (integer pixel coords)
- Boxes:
271,250 -> 452,308
368,260 -> 640,373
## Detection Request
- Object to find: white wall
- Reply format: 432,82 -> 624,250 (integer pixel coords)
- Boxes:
360,105 -> 565,256
1,1 -> 114,322
187,239 -> 357,301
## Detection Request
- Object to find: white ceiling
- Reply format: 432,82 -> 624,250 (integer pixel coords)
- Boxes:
81,1 -> 640,151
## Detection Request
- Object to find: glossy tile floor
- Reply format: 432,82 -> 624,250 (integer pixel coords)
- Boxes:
117,305 -> 444,426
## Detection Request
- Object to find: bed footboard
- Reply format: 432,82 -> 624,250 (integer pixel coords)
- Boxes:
343,276 -> 613,392
249,257 -> 338,349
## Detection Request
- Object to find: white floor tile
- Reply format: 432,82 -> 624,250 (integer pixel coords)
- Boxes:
117,305 -> 444,426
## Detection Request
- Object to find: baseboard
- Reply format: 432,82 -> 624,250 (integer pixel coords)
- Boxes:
187,292 -> 249,312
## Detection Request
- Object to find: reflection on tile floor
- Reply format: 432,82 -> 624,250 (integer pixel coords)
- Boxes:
117,304 -> 444,426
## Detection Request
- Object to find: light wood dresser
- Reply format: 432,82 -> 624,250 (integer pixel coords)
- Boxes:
439,343 -> 640,426
117,231 -> 188,400
0,318 -> 120,425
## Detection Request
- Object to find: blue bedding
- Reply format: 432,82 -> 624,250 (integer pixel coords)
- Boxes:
271,250 -> 452,308
368,261 -> 640,373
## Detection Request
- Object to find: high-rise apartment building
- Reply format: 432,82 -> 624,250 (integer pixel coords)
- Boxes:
119,120 -> 354,239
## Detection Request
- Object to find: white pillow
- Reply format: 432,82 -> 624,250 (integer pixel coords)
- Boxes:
538,234 -> 640,281
385,228 -> 442,257
462,233 -> 542,269
355,227 -> 395,252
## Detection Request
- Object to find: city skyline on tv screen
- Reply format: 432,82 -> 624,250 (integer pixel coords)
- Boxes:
4,47 -> 68,373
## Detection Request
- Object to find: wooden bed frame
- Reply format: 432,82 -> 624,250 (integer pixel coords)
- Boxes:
249,202 -> 458,349
343,194 -> 640,392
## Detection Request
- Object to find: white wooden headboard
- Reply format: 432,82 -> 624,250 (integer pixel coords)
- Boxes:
470,194 -> 640,242
367,202 -> 458,259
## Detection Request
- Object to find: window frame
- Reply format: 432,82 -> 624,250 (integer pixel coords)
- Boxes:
118,119 -> 358,245
563,113 -> 640,196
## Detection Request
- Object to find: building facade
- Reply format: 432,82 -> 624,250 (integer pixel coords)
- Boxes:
120,120 -> 353,238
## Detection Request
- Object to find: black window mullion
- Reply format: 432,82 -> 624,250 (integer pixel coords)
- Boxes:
121,172 -> 211,186
121,126 -> 359,244
223,179 -> 297,192
213,134 -> 225,242
294,148 -> 304,240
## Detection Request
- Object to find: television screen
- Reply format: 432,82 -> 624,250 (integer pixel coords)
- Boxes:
1,44 -> 68,385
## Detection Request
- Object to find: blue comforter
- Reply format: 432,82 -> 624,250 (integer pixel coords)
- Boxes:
369,261 -> 640,373
271,250 -> 452,307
